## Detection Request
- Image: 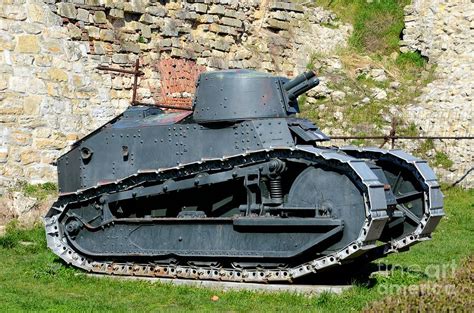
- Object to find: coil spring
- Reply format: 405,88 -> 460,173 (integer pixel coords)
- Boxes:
269,177 -> 283,202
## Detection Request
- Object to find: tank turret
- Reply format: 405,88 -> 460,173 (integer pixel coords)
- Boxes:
192,69 -> 319,123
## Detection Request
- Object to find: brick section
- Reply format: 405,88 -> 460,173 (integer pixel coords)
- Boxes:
155,59 -> 206,109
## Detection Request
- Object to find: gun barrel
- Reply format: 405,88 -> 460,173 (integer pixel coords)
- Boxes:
285,71 -> 319,100
284,71 -> 316,91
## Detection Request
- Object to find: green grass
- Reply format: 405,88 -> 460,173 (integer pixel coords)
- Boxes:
318,0 -> 410,55
0,188 -> 472,311
396,51 -> 427,68
397,122 -> 419,137
18,181 -> 57,200
410,140 -> 454,170
433,152 -> 454,169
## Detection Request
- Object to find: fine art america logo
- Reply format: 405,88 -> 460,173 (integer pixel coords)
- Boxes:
375,259 -> 463,296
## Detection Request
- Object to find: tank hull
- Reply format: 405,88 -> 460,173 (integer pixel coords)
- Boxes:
46,69 -> 444,283
45,109 -> 443,282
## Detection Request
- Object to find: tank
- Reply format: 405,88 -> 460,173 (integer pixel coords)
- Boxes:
45,69 -> 444,282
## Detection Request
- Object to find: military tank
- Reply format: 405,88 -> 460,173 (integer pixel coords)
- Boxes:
45,69 -> 444,282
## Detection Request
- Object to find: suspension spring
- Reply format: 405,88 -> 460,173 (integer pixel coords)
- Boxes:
269,177 -> 283,202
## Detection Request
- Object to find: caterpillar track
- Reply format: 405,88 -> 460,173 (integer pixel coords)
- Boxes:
45,69 -> 444,283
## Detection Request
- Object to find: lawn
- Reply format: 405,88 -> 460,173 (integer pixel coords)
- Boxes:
0,187 -> 472,312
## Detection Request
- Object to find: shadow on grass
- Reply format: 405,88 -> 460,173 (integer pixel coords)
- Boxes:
294,259 -> 428,287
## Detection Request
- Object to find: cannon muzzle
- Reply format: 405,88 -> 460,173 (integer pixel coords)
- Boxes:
284,71 -> 319,101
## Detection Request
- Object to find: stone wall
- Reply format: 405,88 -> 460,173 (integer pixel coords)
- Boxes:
0,0 -> 350,192
401,0 -> 473,187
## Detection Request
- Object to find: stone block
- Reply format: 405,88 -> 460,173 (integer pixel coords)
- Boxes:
159,38 -> 172,48
111,76 -> 123,89
120,41 -> 140,53
109,8 -> 124,19
2,4 -> 27,21
0,103 -> 23,115
174,10 -> 190,20
92,41 -> 105,55
146,6 -> 167,17
20,150 -> 40,165
23,95 -> 42,115
66,133 -> 79,141
170,48 -> 194,59
124,21 -> 143,32
139,13 -> 154,24
76,8 -> 89,22
41,150 -> 61,164
0,74 -> 8,90
57,3 -> 77,19
33,128 -> 51,139
189,43 -> 204,53
209,23 -> 237,36
266,18 -> 290,30
25,7 -> 59,26
187,12 -> 199,20
242,58 -> 260,69
48,68 -> 68,82
221,17 -> 242,28
162,19 -> 179,37
67,23 -> 82,40
0,147 -> 8,163
28,77 -> 47,94
141,25 -> 152,38
198,14 -> 218,24
211,39 -> 230,52
234,48 -> 252,60
11,130 -> 32,146
208,56 -> 227,69
9,76 -> 28,93
42,40 -> 63,53
23,164 -> 56,186
45,82 -> 57,97
269,2 -> 304,13
34,136 -> 66,150
8,191 -> 37,217
112,54 -> 129,64
369,69 -> 387,82
209,5 -> 225,15
228,60 -> 243,68
72,75 -> 85,89
93,11 -> 107,24
124,1 -> 146,14
191,3 -> 208,13
26,4 -> 46,23
100,29 -> 115,42
271,11 -> 289,21
85,26 -> 100,40
15,35 -> 40,53
0,34 -> 15,51
224,9 -> 246,20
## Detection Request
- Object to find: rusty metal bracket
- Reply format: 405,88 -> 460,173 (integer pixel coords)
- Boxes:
97,59 -> 196,111
97,59 -> 144,105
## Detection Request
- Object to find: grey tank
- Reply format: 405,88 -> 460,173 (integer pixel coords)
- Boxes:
45,69 -> 444,283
